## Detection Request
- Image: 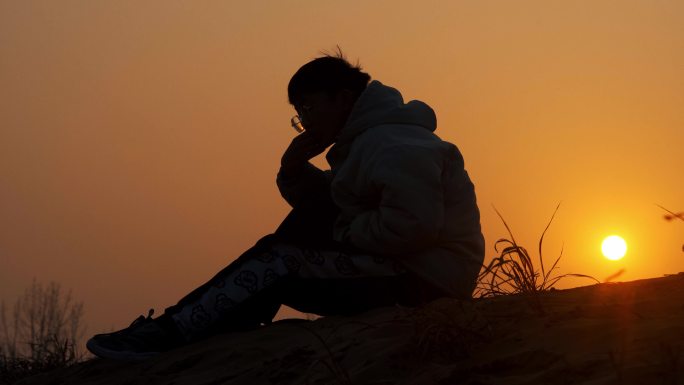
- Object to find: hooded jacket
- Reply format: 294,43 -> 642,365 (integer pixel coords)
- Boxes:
277,80 -> 485,298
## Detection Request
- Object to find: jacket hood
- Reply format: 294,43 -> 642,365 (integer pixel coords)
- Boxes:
326,81 -> 437,168
336,80 -> 437,145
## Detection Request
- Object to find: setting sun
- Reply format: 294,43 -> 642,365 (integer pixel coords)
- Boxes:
601,235 -> 628,261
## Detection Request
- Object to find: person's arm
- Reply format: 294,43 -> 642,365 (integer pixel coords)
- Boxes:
277,132 -> 332,208
277,163 -> 332,208
336,144 -> 445,254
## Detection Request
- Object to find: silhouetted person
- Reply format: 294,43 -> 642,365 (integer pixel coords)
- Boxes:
86,51 -> 485,361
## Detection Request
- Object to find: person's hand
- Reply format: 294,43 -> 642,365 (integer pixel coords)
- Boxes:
280,132 -> 328,176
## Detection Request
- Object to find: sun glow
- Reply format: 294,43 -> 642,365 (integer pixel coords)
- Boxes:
602,235 -> 627,260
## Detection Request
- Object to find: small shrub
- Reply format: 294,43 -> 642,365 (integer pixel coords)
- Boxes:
0,279 -> 85,384
1,336 -> 79,385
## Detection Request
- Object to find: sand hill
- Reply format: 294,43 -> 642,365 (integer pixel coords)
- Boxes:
17,273 -> 684,385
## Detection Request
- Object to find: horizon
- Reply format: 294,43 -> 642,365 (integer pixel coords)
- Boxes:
1,0 -> 683,337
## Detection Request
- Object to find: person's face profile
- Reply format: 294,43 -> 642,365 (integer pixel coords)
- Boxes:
290,91 -> 353,145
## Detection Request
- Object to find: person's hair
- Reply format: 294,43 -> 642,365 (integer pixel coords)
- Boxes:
288,48 -> 371,106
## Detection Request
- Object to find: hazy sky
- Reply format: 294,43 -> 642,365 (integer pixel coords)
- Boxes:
1,0 -> 683,334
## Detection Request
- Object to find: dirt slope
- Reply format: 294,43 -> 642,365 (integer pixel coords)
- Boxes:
18,274 -> 684,385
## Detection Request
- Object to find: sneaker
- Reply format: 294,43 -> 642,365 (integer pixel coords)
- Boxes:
86,309 -> 184,361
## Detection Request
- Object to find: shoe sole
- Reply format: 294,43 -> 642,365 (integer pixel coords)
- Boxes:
86,337 -> 160,362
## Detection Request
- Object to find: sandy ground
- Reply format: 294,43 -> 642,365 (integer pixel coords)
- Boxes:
17,273 -> 684,385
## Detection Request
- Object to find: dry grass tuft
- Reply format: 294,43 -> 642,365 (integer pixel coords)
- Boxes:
475,203 -> 598,300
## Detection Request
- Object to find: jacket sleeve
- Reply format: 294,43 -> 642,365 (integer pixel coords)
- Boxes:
340,145 -> 445,255
276,162 -> 333,209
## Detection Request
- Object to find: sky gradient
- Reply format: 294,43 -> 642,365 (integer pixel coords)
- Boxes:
1,0 -> 683,335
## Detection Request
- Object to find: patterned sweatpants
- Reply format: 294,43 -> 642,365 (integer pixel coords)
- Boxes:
164,206 -> 442,342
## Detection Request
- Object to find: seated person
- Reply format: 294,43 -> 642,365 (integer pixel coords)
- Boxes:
86,51 -> 485,361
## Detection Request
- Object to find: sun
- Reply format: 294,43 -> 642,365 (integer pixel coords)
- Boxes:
601,235 -> 627,260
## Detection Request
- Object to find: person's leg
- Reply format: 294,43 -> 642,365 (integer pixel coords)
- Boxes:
86,242 -> 437,361
86,205 -> 339,361
166,240 -> 414,342
86,204 -> 444,360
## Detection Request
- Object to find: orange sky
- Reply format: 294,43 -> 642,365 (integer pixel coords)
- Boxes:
1,1 -> 683,335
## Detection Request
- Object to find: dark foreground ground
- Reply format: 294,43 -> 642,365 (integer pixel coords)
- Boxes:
17,273 -> 684,385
